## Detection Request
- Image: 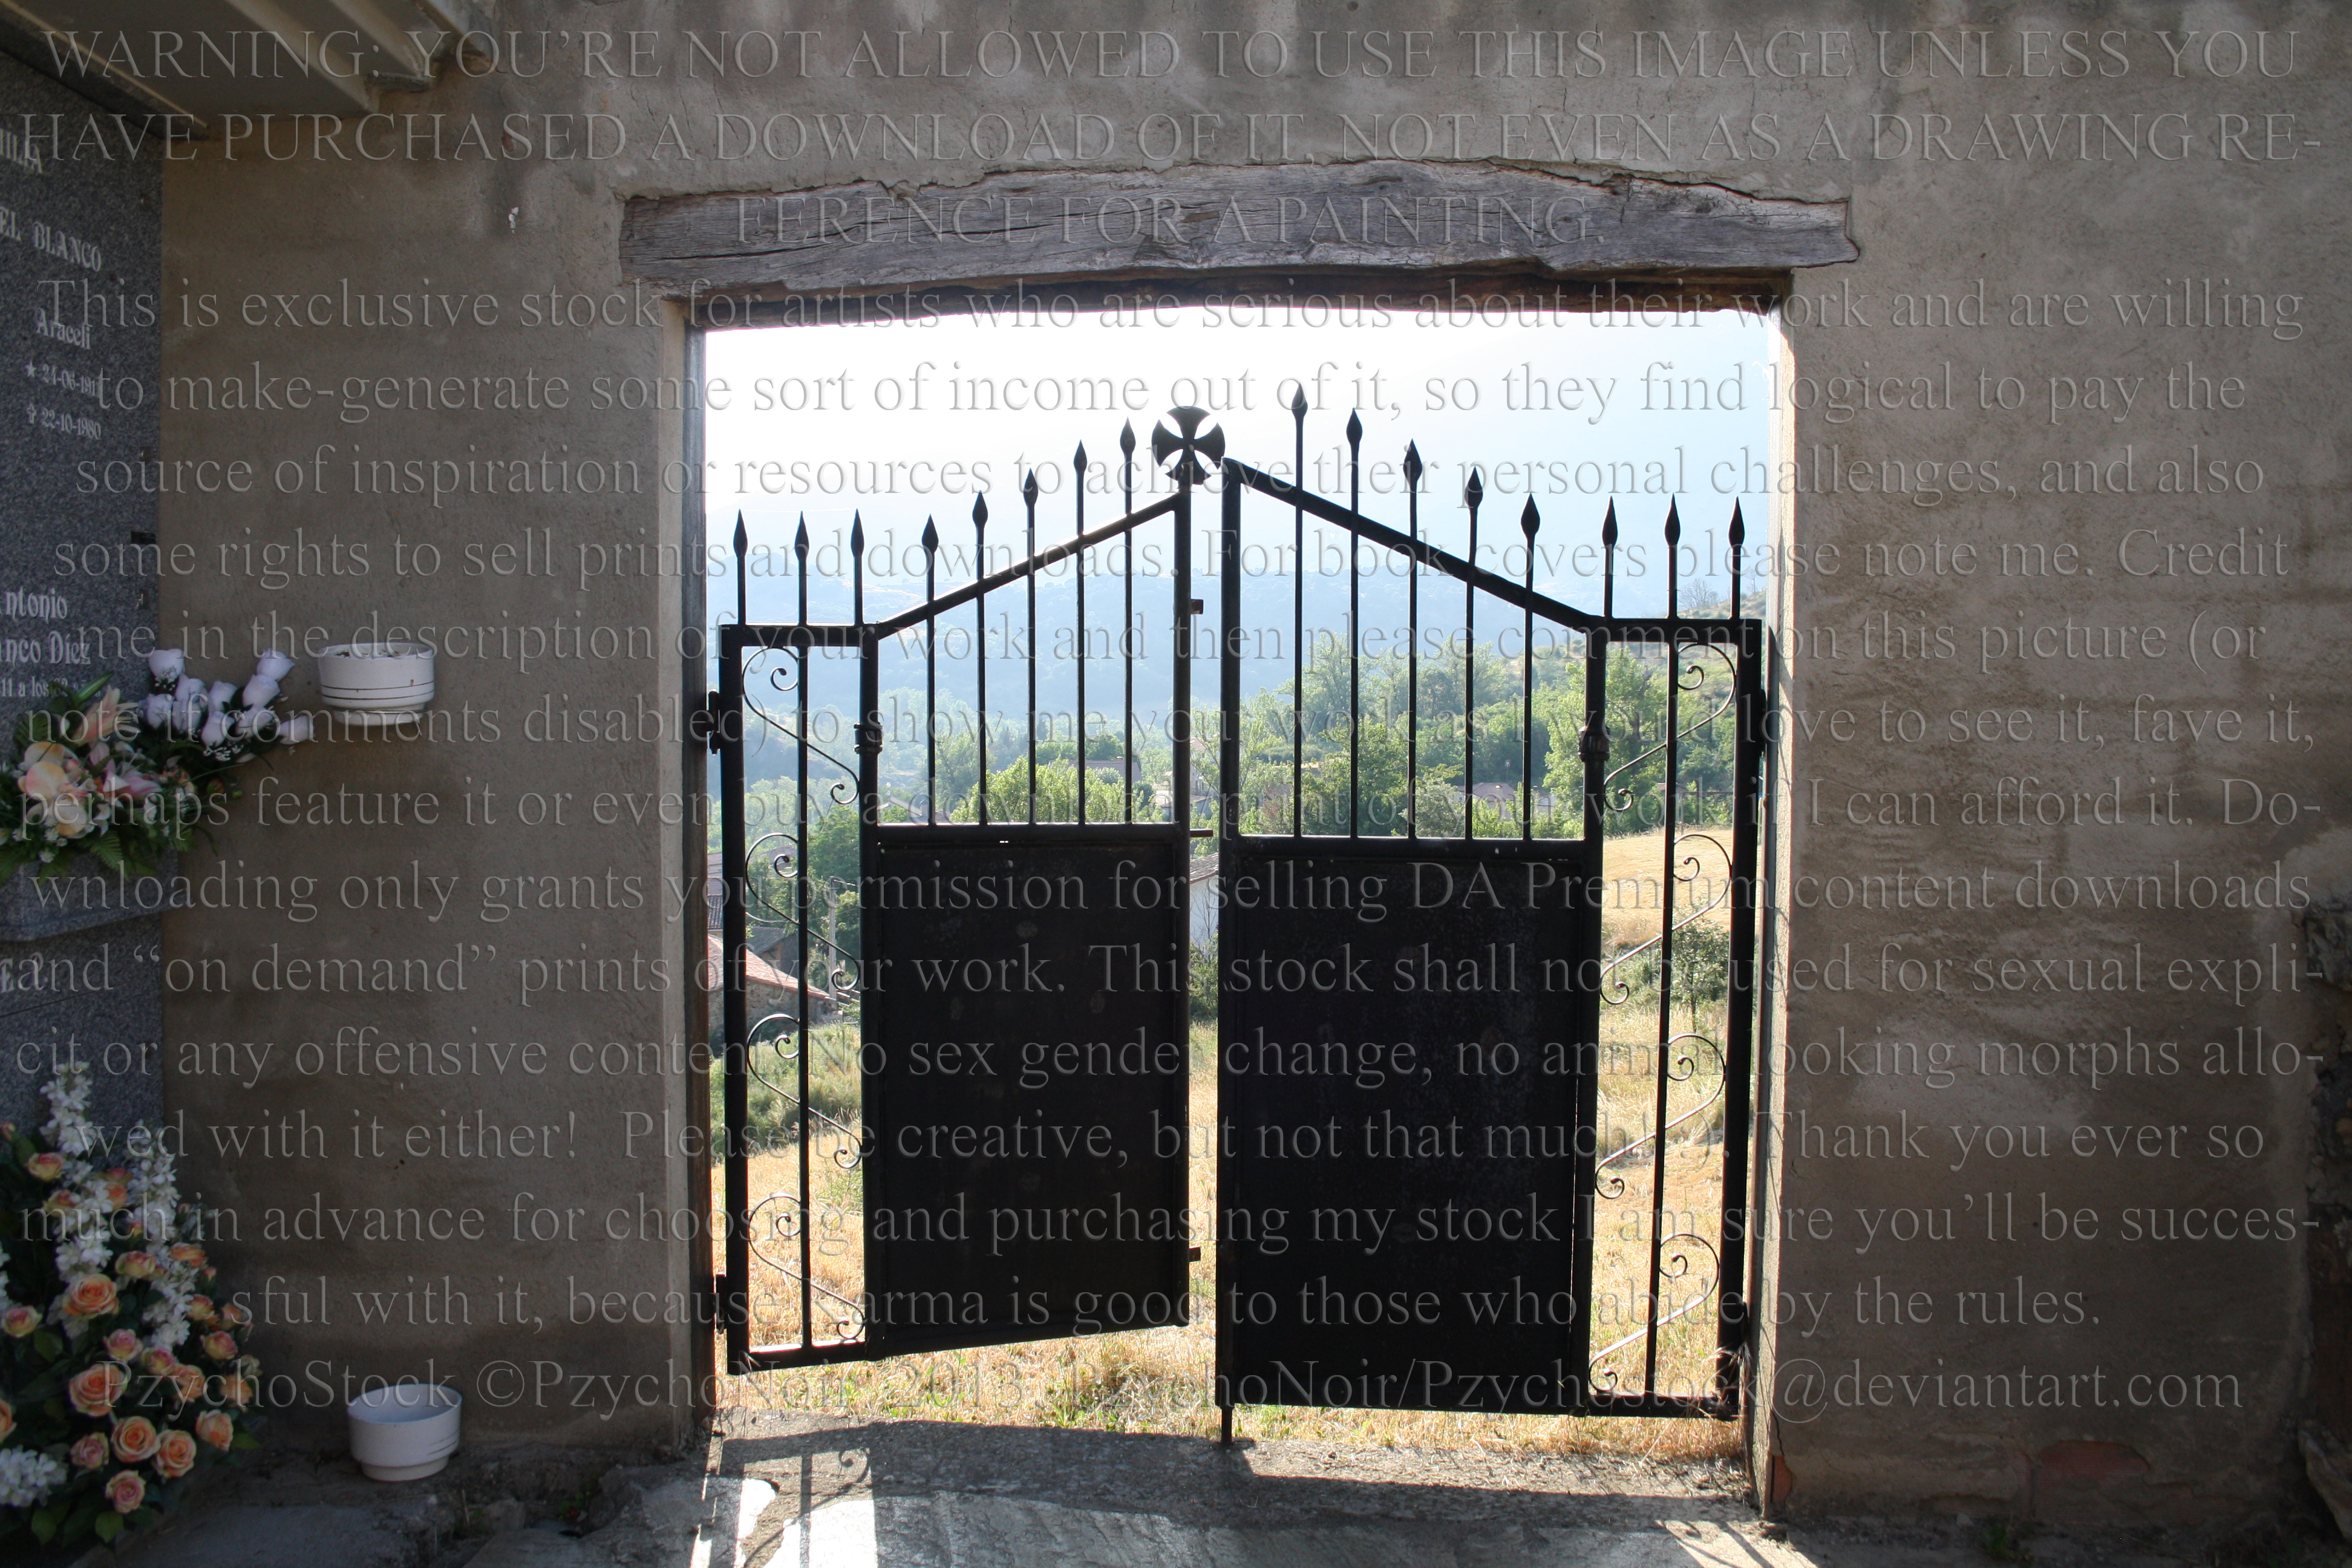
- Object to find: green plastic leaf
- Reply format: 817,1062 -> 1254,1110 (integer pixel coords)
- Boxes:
94,1511 -> 122,1543
30,1507 -> 59,1544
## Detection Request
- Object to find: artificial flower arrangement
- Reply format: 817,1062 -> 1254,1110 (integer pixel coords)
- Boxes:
1,1062 -> 258,1544
0,649 -> 312,882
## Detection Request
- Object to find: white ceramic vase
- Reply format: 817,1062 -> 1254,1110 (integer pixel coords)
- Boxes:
347,1383 -> 462,1481
316,640 -> 435,718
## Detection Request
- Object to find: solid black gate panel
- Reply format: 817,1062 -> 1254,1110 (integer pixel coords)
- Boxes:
861,829 -> 1192,1349
1216,841 -> 1594,1414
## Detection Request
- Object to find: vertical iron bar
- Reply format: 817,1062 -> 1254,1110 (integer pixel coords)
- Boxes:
1520,500 -> 1540,840
1345,411 -> 1362,838
974,494 -> 988,827
854,623 -> 882,1355
1076,445 -> 1089,826
1220,466 -> 1243,844
1716,616 -> 1764,1403
1024,469 -> 1039,824
1644,500 -> 1684,1399
1404,444 -> 1423,840
794,521 -> 812,1349
1171,439 -> 1193,838
922,519 -> 938,824
720,554 -> 748,1371
1290,388 -> 1306,836
1122,422 -> 1136,824
1462,470 -> 1482,840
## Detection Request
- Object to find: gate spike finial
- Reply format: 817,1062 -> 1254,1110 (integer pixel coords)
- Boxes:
1402,441 -> 1423,489
973,494 -> 988,528
733,511 -> 747,626
1520,497 -> 1541,538
1074,442 -> 1088,474
1664,499 -> 1682,547
795,517 -> 811,625
1118,420 -> 1135,457
849,513 -> 864,624
921,516 -> 938,555
1463,468 -> 1484,510
1290,382 -> 1308,417
1601,500 -> 1619,618
1727,500 -> 1745,620
1022,468 -> 1039,506
1345,410 -> 1363,451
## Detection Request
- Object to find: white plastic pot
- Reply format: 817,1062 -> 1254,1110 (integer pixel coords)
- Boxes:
316,641 -> 435,716
347,1383 -> 461,1482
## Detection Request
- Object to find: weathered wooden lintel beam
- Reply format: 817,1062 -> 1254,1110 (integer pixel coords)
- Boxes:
620,160 -> 1857,299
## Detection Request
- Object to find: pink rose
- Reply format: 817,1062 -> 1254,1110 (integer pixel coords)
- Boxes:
116,1249 -> 158,1280
113,1415 -> 160,1463
68,1361 -> 127,1416
71,1433 -> 109,1469
0,1305 -> 36,1337
106,1469 -> 145,1514
194,1411 -> 234,1451
201,1330 -> 238,1362
0,1397 -> 12,1440
140,1346 -> 176,1375
153,1428 -> 197,1480
24,1151 -> 64,1181
171,1365 -> 206,1403
186,1295 -> 216,1324
106,1329 -> 142,1362
62,1273 -> 118,1319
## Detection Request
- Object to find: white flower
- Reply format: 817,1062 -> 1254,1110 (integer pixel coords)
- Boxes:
205,681 -> 237,712
0,1448 -> 67,1508
280,714 -> 314,745
148,648 -> 186,685
172,676 -> 204,732
141,694 -> 172,729
200,713 -> 229,748
254,650 -> 295,682
241,676 -> 279,708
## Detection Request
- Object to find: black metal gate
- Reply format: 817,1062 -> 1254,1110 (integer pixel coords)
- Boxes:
710,405 -> 1763,1420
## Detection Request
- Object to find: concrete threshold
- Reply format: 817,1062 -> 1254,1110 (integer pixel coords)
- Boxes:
63,1413 -> 2307,1568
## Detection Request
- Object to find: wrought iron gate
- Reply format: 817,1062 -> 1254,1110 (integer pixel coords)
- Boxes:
710,405 -> 1765,1418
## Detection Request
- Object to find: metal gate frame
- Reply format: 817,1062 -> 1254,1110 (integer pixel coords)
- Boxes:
707,407 -> 1766,1416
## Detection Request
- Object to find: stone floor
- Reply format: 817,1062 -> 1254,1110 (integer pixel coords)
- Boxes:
64,1412 -> 2348,1568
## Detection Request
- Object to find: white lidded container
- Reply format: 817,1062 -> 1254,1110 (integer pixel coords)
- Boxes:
316,640 -> 435,718
347,1383 -> 462,1481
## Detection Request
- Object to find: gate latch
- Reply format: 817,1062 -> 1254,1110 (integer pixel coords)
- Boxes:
690,691 -> 725,753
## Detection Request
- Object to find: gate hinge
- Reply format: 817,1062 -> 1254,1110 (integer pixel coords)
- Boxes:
695,1273 -> 731,1325
690,691 -> 725,754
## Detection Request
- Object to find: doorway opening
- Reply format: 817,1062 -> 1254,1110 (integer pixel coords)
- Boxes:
690,291 -> 1781,1462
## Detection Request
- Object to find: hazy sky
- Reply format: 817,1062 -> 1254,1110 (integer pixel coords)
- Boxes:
704,299 -> 1774,632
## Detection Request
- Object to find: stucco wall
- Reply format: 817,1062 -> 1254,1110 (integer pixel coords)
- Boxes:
150,0 -> 2344,1514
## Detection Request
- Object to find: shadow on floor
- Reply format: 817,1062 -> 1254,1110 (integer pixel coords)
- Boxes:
707,1411 -> 1775,1568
